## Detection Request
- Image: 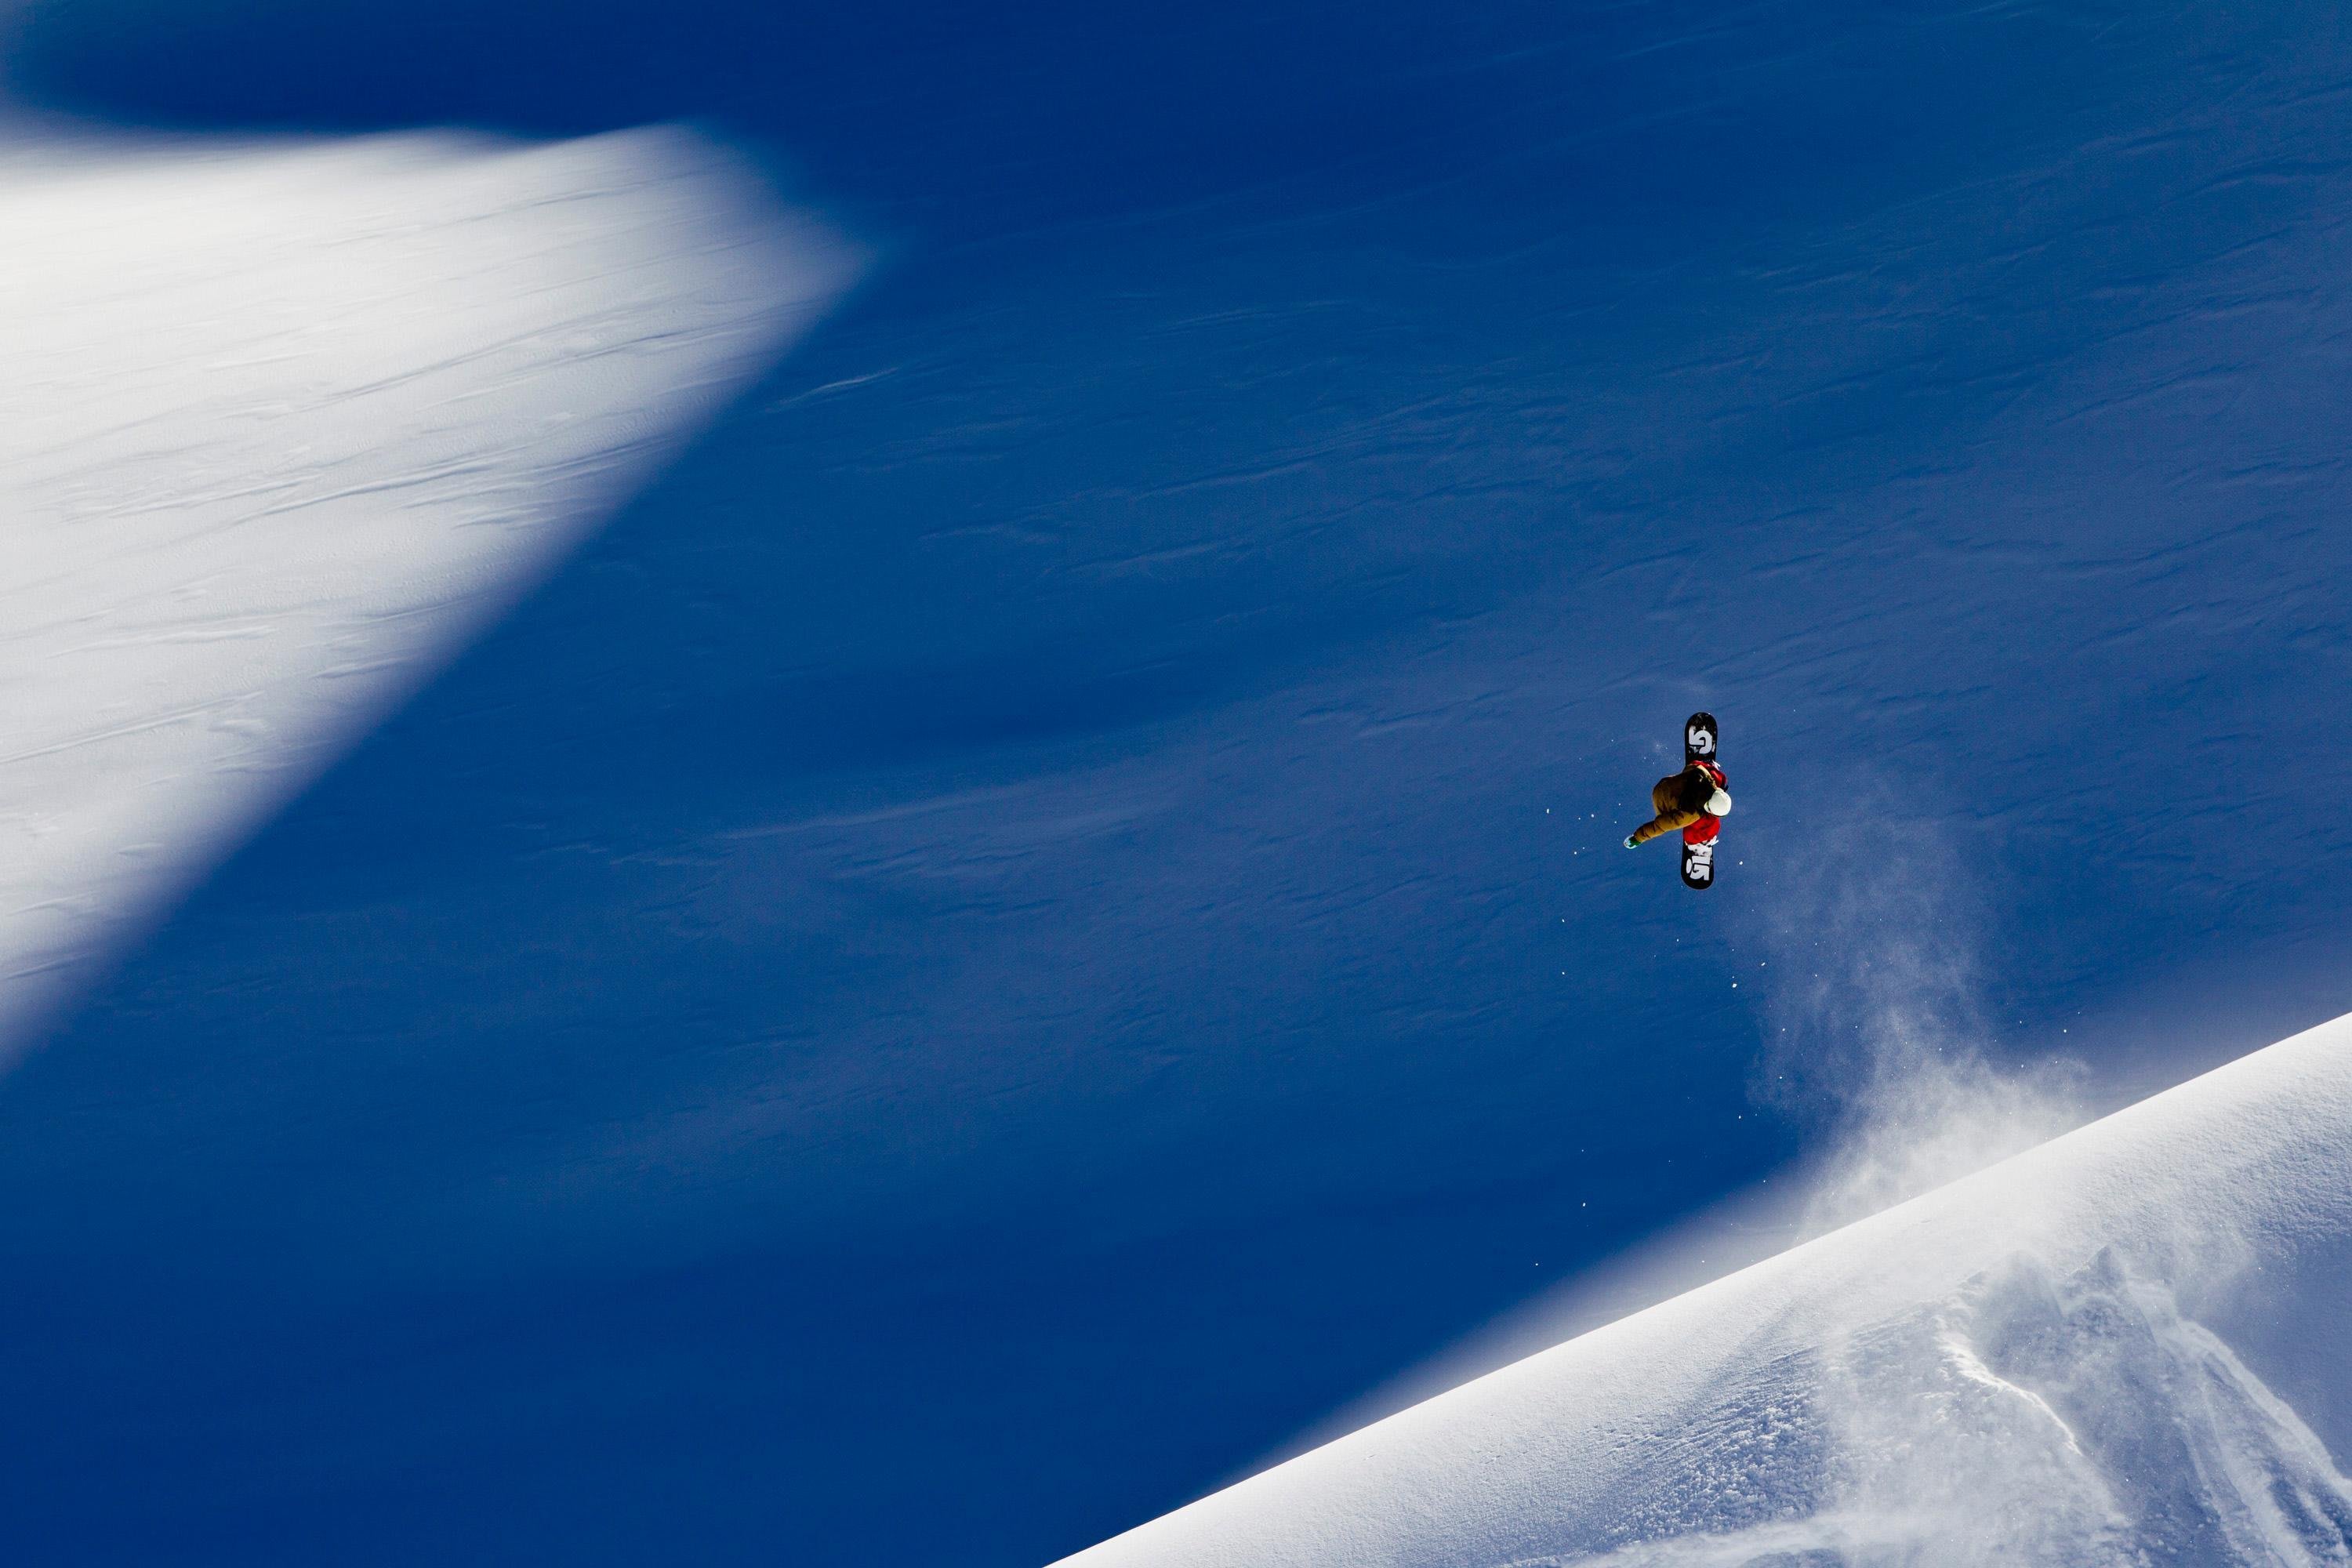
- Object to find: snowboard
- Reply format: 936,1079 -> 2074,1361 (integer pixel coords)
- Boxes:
1681,712 -> 1719,891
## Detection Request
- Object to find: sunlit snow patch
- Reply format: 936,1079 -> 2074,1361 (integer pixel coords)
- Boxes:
1059,1013 -> 2352,1567
0,127 -> 858,1055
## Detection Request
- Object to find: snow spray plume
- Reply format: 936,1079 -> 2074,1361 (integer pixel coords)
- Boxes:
1751,789 -> 2082,1232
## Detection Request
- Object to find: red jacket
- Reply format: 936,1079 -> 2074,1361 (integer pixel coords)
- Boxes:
1630,759 -> 1728,847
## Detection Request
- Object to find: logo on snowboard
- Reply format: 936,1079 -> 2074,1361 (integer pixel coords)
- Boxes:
1679,713 -> 1720,891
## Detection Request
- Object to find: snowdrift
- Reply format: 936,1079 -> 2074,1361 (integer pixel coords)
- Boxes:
0,127 -> 855,1053
1061,1014 -> 2352,1566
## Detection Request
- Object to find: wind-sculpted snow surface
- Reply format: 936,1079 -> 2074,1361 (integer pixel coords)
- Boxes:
6,1 -> 2352,1562
1061,1015 -> 2352,1567
0,128 -> 854,1051
1567,1257 -> 2352,1567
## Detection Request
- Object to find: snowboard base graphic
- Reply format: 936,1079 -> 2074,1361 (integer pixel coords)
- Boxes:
1681,712 -> 1719,891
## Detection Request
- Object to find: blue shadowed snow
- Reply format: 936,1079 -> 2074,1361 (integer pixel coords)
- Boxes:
5,2 -> 2352,1564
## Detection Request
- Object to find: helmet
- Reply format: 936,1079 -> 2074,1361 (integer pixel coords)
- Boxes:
1705,788 -> 1732,817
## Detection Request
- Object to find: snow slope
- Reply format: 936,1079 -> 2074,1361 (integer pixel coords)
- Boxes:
0,126 -> 854,1053
2,2 -> 2351,1565
1062,1014 -> 2352,1566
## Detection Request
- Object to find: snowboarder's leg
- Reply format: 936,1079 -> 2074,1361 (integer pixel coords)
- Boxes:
1629,805 -> 1704,846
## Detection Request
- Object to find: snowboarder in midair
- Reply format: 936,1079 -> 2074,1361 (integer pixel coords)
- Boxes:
1623,756 -> 1731,850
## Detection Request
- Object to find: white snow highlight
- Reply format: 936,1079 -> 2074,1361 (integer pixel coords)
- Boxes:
0,128 -> 857,1056
1058,1011 -> 2352,1567
1755,818 -> 2086,1232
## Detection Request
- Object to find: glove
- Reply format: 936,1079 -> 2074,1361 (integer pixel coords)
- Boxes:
1622,834 -> 1639,849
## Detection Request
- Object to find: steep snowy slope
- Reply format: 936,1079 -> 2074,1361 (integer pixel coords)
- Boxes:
0,127 -> 854,1053
2,2 -> 2350,1565
1063,1014 -> 2352,1566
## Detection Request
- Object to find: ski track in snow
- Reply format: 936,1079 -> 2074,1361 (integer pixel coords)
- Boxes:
0,127 -> 858,1054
